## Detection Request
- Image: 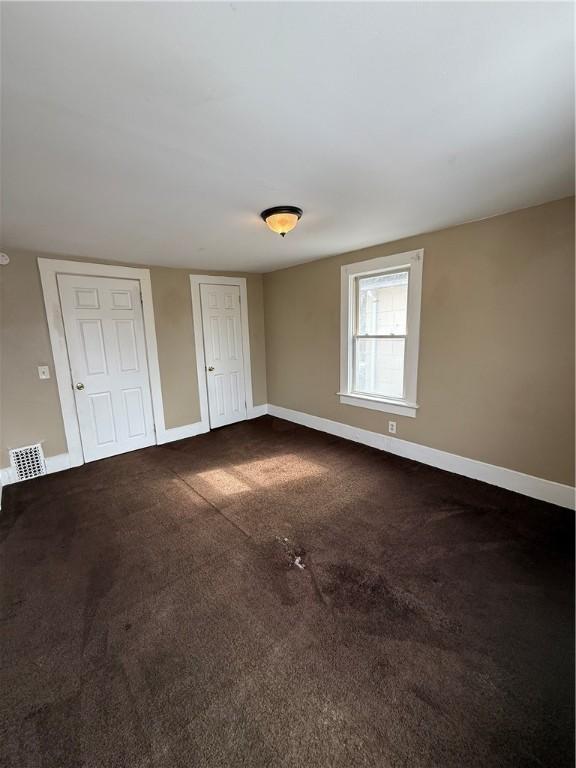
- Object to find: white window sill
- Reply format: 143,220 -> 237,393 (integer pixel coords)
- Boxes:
338,392 -> 419,418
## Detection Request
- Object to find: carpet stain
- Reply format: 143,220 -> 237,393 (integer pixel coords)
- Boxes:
254,536 -> 319,607
0,416 -> 573,768
274,535 -> 307,569
322,562 -> 414,618
25,692 -> 83,768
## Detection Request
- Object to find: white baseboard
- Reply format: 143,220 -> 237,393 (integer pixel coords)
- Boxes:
45,453 -> 72,474
156,421 -> 210,445
4,405 -> 570,511
0,410 -> 266,500
267,404 -> 575,510
158,407 -> 268,443
247,404 -> 268,419
0,466 -> 15,487
0,452 -> 71,509
0,409 -> 267,507
0,452 -> 71,487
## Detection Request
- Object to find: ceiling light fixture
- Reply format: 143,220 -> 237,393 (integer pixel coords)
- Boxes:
260,206 -> 303,237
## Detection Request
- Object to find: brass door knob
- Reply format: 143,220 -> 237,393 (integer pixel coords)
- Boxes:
207,366 -> 215,372
75,382 -> 85,390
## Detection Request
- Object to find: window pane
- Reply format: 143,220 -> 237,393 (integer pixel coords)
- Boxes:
354,337 -> 405,399
357,271 -> 409,336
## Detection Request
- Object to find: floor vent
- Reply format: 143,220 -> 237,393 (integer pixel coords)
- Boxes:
9,443 -> 47,481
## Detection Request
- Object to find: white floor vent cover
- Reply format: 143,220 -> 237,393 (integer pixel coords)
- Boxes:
9,443 -> 47,481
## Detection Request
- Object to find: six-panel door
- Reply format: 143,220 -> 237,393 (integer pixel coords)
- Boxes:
200,283 -> 247,429
57,274 -> 156,462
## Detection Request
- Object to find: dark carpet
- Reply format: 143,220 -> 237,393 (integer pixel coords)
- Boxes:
1,415 -> 574,768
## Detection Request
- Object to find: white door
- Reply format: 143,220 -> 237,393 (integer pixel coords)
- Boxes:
57,274 -> 156,462
200,283 -> 247,429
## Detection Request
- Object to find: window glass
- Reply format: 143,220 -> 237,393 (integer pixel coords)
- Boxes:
357,271 -> 408,336
354,338 -> 405,399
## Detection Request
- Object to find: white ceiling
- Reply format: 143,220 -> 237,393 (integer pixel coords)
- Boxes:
1,2 -> 573,272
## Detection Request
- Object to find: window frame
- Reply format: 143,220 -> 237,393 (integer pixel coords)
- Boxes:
339,249 -> 423,418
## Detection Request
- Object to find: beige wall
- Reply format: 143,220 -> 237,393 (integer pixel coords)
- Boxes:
2,198 -> 573,486
264,197 -> 575,486
0,250 -> 267,466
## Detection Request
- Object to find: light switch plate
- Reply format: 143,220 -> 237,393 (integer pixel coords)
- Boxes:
38,366 -> 50,380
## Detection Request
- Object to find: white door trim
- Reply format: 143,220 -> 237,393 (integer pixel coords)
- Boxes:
189,275 -> 254,432
38,258 -> 167,466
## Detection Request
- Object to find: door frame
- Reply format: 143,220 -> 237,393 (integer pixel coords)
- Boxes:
38,258 -> 167,467
189,275 -> 254,432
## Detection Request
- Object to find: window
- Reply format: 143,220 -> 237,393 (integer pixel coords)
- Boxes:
340,249 -> 423,417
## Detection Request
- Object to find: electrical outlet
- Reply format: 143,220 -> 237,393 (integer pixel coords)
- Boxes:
38,365 -> 50,380
388,421 -> 397,434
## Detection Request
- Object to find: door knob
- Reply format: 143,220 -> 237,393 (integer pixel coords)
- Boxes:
207,366 -> 215,372
75,382 -> 85,390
